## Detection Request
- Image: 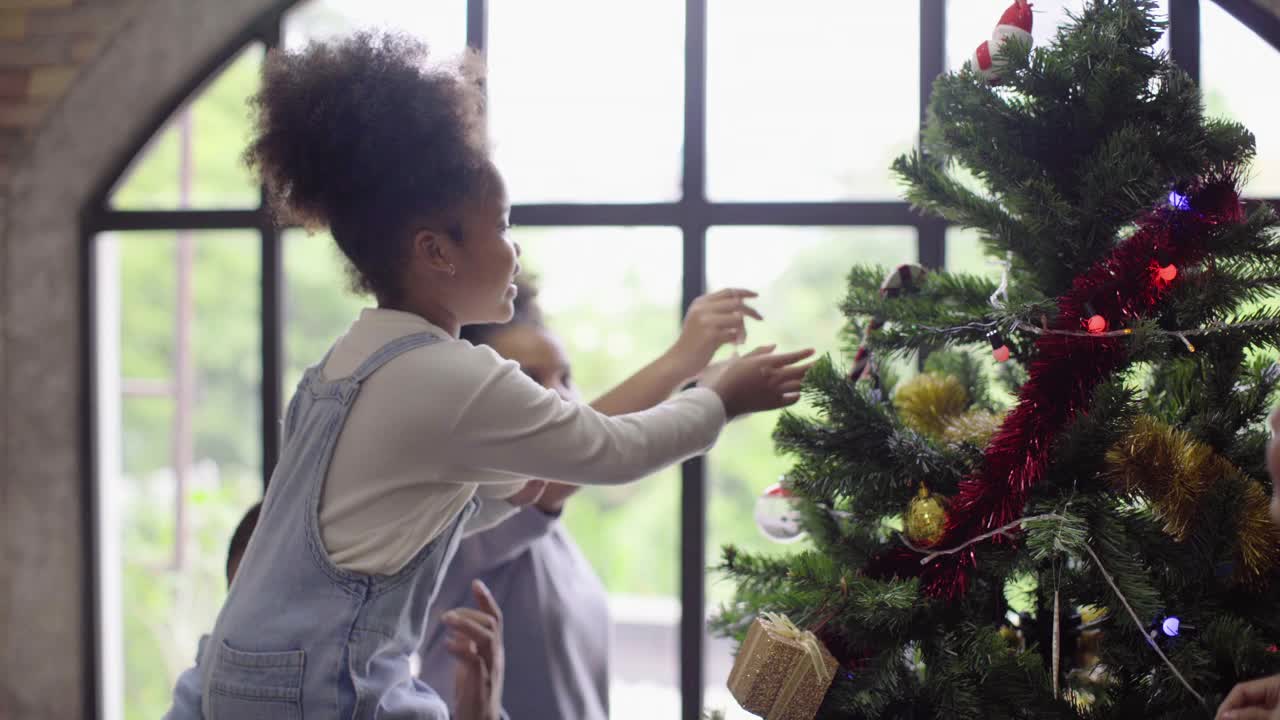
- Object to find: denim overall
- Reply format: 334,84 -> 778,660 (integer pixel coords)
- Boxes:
176,332 -> 478,719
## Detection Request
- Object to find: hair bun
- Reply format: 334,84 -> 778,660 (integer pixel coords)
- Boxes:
244,31 -> 488,231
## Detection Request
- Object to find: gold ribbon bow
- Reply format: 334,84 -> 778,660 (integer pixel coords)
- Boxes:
759,612 -> 827,680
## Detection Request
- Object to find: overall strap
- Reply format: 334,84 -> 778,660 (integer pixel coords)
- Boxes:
348,332 -> 446,383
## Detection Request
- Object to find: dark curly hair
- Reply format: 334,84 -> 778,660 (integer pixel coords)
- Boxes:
244,31 -> 493,302
460,274 -> 544,347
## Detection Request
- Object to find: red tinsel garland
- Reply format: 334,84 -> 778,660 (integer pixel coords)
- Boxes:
869,176 -> 1245,598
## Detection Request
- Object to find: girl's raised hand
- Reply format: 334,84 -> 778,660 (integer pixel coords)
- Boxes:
706,344 -> 816,419
667,288 -> 762,382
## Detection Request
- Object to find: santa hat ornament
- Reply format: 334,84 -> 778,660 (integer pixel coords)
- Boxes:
970,0 -> 1034,83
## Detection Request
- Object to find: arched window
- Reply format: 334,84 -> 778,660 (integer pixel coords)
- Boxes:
83,2 -> 1280,718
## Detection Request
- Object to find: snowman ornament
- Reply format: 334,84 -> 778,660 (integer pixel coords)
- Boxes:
754,480 -> 807,544
970,0 -> 1034,83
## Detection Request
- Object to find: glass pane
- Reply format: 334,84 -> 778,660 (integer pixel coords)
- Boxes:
706,2 -> 919,201
1201,1 -> 1280,198
108,44 -> 264,210
94,230 -> 262,720
512,227 -> 685,718
284,0 -> 466,57
702,227 -> 917,717
946,0 -> 1169,73
945,226 -> 1003,281
488,1 -> 684,204
283,229 -> 368,393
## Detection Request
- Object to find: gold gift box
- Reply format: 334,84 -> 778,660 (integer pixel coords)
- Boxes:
727,613 -> 839,720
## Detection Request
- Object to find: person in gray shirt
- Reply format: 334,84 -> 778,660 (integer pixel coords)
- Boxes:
419,276 -> 762,719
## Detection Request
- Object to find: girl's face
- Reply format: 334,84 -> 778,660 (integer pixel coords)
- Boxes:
417,166 -> 517,326
445,173 -> 521,327
489,324 -> 577,402
1269,407 -> 1280,526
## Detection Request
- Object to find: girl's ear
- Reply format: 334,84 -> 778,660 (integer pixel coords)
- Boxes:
412,228 -> 457,276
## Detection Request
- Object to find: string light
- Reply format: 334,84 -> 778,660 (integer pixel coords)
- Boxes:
815,506 -> 1209,704
894,510 -> 1206,707
918,317 -> 1275,352
1082,302 -> 1108,334
988,330 -> 1011,363
1154,249 -> 1178,284
1168,190 -> 1191,211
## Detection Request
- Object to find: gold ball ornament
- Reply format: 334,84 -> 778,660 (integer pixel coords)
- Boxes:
905,484 -> 948,546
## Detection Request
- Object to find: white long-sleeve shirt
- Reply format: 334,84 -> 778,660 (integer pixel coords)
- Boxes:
317,308 -> 727,575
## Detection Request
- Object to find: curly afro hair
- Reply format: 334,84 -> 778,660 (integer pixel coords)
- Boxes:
459,274 -> 545,347
245,31 -> 493,301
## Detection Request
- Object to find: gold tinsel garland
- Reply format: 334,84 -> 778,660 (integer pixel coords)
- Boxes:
941,409 -> 1005,446
891,372 -> 1278,584
1104,416 -> 1280,584
893,374 -> 970,439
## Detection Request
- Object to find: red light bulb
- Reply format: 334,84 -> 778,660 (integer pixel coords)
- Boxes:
1082,303 -> 1107,334
988,331 -> 1010,362
1154,250 -> 1178,286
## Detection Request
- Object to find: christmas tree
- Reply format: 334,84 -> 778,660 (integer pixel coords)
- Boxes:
716,2 -> 1280,718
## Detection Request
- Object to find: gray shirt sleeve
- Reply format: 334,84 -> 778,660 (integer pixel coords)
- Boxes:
458,506 -> 559,573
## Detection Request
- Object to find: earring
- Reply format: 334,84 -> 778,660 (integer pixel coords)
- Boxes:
448,264 -> 456,277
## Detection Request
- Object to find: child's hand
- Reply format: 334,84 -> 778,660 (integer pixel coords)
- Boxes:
667,289 -> 762,382
446,580 -> 506,720
1218,673 -> 1280,719
706,344 -> 816,420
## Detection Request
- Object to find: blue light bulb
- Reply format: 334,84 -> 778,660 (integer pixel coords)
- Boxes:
1161,617 -> 1181,637
1168,191 -> 1190,211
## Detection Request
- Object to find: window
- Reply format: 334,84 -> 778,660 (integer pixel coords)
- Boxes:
109,45 -> 264,210
706,2 -> 920,201
84,3 -> 1279,719
488,0 -> 685,204
93,230 -> 262,720
1201,1 -> 1280,198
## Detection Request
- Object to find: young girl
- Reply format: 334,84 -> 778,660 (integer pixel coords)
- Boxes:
165,31 -> 812,720
417,276 -> 758,719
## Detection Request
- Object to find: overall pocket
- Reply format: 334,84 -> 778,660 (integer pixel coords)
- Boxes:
207,639 -> 305,720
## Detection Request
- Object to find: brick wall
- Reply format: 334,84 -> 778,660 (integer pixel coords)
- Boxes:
0,0 -> 143,197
